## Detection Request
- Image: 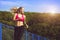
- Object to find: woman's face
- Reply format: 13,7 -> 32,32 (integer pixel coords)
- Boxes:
20,8 -> 24,12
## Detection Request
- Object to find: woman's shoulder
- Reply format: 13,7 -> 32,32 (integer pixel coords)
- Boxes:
23,14 -> 26,17
14,13 -> 18,16
23,14 -> 25,15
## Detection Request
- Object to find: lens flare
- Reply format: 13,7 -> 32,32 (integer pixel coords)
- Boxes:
46,5 -> 57,15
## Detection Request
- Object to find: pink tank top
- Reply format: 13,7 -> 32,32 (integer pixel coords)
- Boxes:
15,13 -> 25,22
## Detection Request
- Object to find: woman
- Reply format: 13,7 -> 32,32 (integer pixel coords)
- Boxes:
13,7 -> 28,40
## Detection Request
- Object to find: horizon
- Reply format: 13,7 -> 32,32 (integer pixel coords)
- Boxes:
0,0 -> 60,13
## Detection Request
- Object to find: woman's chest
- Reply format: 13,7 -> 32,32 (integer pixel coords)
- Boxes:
17,14 -> 25,19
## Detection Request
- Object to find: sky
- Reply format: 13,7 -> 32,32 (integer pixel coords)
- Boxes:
0,0 -> 60,13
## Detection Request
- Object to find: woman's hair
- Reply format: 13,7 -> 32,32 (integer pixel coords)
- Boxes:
17,7 -> 24,14
11,7 -> 17,13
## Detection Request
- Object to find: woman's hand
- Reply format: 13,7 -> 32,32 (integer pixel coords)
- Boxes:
24,21 -> 29,29
26,24 -> 29,29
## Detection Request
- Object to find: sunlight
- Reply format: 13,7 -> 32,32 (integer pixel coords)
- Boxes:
46,5 -> 57,15
50,9 -> 56,15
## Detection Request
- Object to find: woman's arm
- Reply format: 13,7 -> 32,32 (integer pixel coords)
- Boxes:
13,14 -> 16,21
24,15 -> 28,28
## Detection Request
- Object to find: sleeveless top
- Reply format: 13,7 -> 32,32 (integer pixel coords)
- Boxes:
15,13 -> 25,22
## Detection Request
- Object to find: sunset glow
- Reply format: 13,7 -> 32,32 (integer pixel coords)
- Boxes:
46,5 -> 57,14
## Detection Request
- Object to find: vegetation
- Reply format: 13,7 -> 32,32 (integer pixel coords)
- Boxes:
1,11 -> 60,40
2,26 -> 14,40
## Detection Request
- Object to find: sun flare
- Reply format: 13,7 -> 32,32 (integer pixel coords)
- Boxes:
50,10 -> 56,14
46,5 -> 57,15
